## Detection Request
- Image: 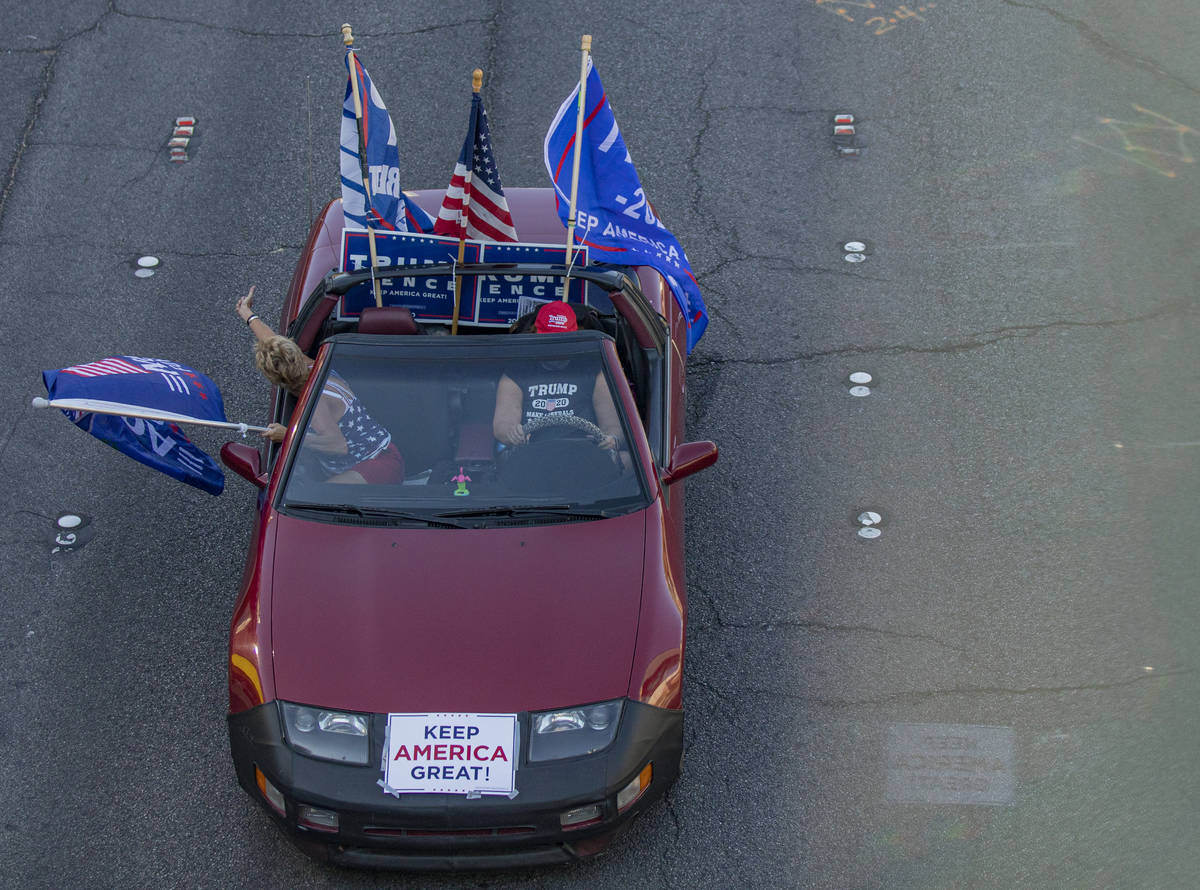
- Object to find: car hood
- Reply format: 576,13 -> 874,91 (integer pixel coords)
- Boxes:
269,509 -> 647,714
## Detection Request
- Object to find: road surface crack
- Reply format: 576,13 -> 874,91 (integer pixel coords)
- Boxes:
729,666 -> 1192,709
695,599 -> 967,653
1001,0 -> 1200,98
689,294 -> 1195,369
0,51 -> 56,231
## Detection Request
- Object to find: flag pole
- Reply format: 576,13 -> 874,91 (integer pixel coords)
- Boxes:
451,68 -> 483,336
32,397 -> 270,434
341,23 -> 384,309
562,34 -> 592,302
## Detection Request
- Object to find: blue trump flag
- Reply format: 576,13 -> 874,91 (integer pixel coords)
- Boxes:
543,58 -> 708,352
43,356 -> 227,496
341,47 -> 435,233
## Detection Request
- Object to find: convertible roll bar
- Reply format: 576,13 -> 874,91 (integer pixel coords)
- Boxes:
326,262 -> 633,296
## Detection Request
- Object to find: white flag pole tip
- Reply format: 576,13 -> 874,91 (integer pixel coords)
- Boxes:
34,396 -> 269,434
31,397 -> 50,408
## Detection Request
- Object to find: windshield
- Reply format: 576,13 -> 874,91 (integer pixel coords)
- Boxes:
278,334 -> 649,521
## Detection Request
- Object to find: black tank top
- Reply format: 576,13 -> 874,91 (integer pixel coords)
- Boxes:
507,361 -> 599,427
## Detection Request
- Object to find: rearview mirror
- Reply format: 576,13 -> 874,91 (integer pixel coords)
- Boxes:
662,440 -> 718,485
221,442 -> 267,490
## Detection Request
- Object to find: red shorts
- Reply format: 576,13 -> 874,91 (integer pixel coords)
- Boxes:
349,442 -> 405,484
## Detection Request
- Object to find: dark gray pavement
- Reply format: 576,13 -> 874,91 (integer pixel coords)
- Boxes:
1,2 -> 1196,888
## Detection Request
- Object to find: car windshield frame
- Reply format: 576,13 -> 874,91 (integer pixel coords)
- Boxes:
273,331 -> 653,524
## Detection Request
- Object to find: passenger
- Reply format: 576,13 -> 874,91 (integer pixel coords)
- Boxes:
506,300 -> 603,334
236,287 -> 404,484
492,301 -> 624,451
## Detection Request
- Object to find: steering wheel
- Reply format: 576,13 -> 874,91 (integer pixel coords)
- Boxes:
498,414 -> 623,493
523,413 -> 608,445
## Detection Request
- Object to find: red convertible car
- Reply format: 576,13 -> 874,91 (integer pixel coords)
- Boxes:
220,188 -> 716,868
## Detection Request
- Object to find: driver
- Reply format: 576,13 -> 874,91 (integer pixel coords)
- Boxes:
237,287 -> 405,484
492,302 -> 624,451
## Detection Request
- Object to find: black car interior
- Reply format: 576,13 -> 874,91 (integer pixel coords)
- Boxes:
272,273 -> 664,486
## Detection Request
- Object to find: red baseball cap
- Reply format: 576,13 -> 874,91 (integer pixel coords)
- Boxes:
534,302 -> 578,333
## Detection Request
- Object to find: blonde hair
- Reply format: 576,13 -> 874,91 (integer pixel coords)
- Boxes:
254,335 -> 311,394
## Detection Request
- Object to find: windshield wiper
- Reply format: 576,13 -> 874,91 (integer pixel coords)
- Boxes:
435,504 -> 610,521
284,501 -> 468,528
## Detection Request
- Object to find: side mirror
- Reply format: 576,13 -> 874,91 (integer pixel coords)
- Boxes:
662,440 -> 718,486
221,442 -> 267,490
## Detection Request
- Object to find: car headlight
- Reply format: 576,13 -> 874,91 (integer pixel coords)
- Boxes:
528,699 -> 623,762
280,702 -> 370,764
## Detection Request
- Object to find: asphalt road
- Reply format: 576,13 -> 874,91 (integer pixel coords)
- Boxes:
1,2 -> 1197,888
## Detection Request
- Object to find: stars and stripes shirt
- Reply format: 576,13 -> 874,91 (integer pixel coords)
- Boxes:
312,375 -> 391,476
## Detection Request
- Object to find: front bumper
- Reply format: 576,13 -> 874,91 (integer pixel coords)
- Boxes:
228,700 -> 683,870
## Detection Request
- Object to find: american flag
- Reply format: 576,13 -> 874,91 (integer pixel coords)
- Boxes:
61,357 -> 148,377
60,355 -> 205,397
433,92 -> 518,242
